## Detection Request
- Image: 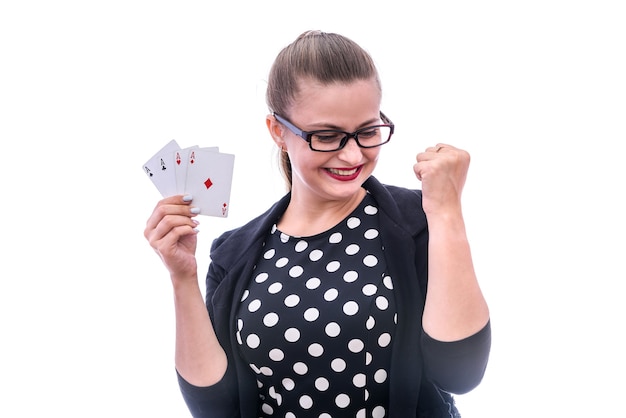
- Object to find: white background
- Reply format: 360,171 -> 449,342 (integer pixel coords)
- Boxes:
1,1 -> 625,416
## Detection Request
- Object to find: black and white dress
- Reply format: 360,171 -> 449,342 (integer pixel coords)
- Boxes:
236,194 -> 397,418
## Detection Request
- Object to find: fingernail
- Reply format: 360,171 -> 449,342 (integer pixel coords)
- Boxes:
190,207 -> 201,214
192,219 -> 200,225
183,194 -> 193,202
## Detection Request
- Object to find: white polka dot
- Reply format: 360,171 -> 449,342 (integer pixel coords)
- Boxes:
248,299 -> 261,312
325,322 -> 341,337
289,265 -> 304,277
275,257 -> 289,268
378,332 -> 392,347
315,377 -> 330,391
364,205 -> 378,215
306,277 -> 321,289
308,343 -> 324,357
309,249 -> 323,261
282,378 -> 295,391
269,348 -> 284,361
353,373 -> 366,387
320,414 -> 332,418
263,312 -> 279,327
331,358 -> 347,372
357,409 -> 366,418
299,395 -> 313,409
376,296 -> 389,310
335,393 -> 351,408
326,261 -> 340,272
362,284 -> 377,296
295,240 -> 308,252
347,217 -> 361,229
304,308 -> 320,321
250,364 -> 261,374
394,313 -> 398,324
280,232 -> 290,243
374,369 -> 388,383
365,389 -> 370,400
348,339 -> 364,353
271,225 -> 277,233
284,294 -> 300,307
366,316 -> 375,329
236,331 -> 242,345
259,366 -> 273,376
261,403 -> 273,414
383,275 -> 394,289
270,388 -> 283,406
324,288 -> 338,302
268,282 -> 283,294
364,228 -> 379,239
329,232 -> 342,243
263,248 -> 275,259
285,328 -> 300,342
286,413 -> 296,418
293,362 -> 308,375
246,334 -> 260,348
343,301 -> 359,316
240,289 -> 249,301
345,243 -> 360,255
343,270 -> 358,282
373,406 -> 386,417
255,272 -> 269,283
366,352 -> 372,365
363,255 -> 378,267
237,318 -> 244,331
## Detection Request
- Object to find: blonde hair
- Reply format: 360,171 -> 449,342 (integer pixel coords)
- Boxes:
266,30 -> 381,190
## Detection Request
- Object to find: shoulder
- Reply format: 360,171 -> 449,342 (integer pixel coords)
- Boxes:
364,176 -> 423,208
364,176 -> 426,234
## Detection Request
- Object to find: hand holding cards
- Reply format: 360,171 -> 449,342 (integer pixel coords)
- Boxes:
142,140 -> 235,217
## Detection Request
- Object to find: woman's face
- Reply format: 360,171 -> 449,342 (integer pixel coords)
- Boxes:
278,77 -> 383,204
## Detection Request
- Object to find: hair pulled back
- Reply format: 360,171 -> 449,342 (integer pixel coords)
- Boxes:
266,30 -> 381,190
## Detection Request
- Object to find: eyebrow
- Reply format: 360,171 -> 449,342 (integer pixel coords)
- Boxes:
307,116 -> 381,131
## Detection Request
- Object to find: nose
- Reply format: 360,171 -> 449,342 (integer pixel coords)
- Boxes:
337,136 -> 363,163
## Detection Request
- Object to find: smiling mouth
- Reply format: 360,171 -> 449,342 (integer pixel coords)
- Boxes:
326,167 -> 360,176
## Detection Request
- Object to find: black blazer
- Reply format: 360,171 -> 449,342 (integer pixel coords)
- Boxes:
178,176 -> 491,417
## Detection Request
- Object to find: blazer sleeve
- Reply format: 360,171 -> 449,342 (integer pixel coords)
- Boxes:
177,362 -> 240,418
421,321 -> 491,394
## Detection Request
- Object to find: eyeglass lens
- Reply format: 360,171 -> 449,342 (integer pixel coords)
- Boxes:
310,126 -> 392,151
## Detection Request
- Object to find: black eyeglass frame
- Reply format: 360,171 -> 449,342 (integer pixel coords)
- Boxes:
273,112 -> 395,152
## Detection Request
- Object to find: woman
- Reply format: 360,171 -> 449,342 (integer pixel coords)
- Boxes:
145,30 -> 490,418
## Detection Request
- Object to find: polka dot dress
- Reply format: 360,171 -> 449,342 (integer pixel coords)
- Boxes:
236,194 -> 397,418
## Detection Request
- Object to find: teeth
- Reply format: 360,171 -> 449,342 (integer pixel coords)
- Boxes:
328,167 -> 358,176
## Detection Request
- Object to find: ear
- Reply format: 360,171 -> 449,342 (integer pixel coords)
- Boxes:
266,114 -> 285,149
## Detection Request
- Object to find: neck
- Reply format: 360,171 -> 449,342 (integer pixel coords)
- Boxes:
278,188 -> 366,237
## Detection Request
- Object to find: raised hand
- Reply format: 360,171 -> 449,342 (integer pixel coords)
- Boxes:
414,144 -> 470,217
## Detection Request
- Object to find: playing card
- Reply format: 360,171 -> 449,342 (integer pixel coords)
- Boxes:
173,145 -> 199,194
184,149 -> 235,217
142,139 -> 181,197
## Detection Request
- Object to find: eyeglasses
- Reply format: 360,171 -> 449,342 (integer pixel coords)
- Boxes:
273,112 -> 394,152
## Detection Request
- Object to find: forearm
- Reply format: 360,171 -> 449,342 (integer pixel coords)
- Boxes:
422,212 -> 489,342
172,277 -> 227,387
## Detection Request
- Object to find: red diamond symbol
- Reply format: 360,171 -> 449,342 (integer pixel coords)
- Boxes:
204,178 -> 213,189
